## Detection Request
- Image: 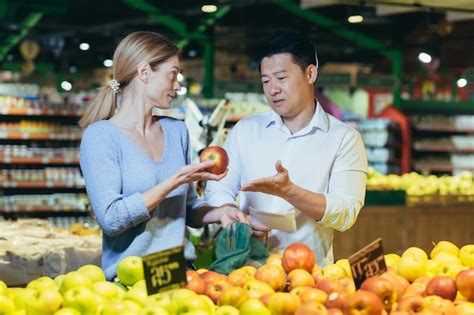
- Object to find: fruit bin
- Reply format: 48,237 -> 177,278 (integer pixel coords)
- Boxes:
1,241 -> 473,314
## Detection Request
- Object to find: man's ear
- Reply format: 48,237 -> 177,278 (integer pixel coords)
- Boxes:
137,62 -> 151,84
306,64 -> 318,84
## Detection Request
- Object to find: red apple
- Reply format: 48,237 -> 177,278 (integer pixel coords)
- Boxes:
218,286 -> 249,308
185,270 -> 206,294
228,266 -> 257,287
316,276 -> 344,295
361,276 -> 397,312
381,269 -> 409,302
327,308 -> 344,315
199,146 -> 229,175
287,269 -> 315,290
200,271 -> 228,286
343,290 -> 384,315
205,279 -> 232,303
456,268 -> 474,302
324,291 -> 348,310
425,275 -> 457,301
282,243 -> 316,273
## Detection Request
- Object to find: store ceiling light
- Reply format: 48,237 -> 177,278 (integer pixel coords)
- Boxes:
177,86 -> 187,96
6,54 -> 14,61
201,5 -> 217,13
457,78 -> 467,88
103,59 -> 113,67
348,15 -> 364,23
188,50 -> 197,58
418,52 -> 432,63
61,81 -> 72,91
69,66 -> 77,73
177,73 -> 184,82
79,43 -> 90,51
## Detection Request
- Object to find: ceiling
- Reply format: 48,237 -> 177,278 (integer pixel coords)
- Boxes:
1,0 -> 474,78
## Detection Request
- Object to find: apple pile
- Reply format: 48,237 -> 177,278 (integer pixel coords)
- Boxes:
1,241 -> 474,314
367,169 -> 474,196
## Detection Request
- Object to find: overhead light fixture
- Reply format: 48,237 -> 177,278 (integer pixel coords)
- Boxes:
69,66 -> 77,73
61,81 -> 72,91
79,43 -> 90,51
348,15 -> 364,23
177,86 -> 188,96
188,50 -> 197,58
201,4 -> 217,13
177,73 -> 184,82
418,52 -> 432,63
457,78 -> 467,88
103,59 -> 113,67
6,54 -> 14,61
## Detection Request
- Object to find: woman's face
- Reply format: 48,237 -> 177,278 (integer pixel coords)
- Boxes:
146,55 -> 181,109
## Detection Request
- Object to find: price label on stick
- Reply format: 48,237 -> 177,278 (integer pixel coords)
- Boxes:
348,238 -> 387,289
142,246 -> 187,295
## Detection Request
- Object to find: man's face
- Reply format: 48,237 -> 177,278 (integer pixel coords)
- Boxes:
260,53 -> 314,118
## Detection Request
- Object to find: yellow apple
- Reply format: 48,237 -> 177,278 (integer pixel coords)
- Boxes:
62,287 -> 101,315
460,245 -> 474,267
335,259 -> 352,277
53,307 -> 81,315
54,275 -> 66,288
116,255 -> 145,286
26,288 -> 63,315
384,254 -> 401,271
138,305 -> 170,315
123,287 -> 148,306
101,299 -> 131,315
430,241 -> 459,259
0,280 -> 8,296
77,264 -> 106,283
267,292 -> 301,315
425,259 -> 442,277
216,305 -> 239,315
146,292 -> 178,314
0,294 -> 15,314
402,247 -> 428,262
446,264 -> 468,280
92,280 -> 120,300
26,276 -> 57,291
242,279 -> 275,299
239,298 -> 271,315
433,252 -> 462,269
397,256 -> 427,282
323,263 -> 346,278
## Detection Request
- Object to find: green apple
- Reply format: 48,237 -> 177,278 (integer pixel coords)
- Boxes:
146,292 -> 178,314
116,256 -> 144,286
62,287 -> 100,315
91,280 -> 120,300
123,287 -> 148,306
133,279 -> 147,290
26,288 -> 63,315
0,294 -> 15,314
77,264 -> 106,283
139,305 -> 170,315
175,295 -> 213,314
53,308 -> 80,315
27,276 -> 57,291
101,300 -> 130,315
123,300 -> 142,312
216,305 -> 240,315
60,271 -> 93,294
239,298 -> 271,315
13,288 -> 36,310
54,275 -> 66,288
460,245 -> 474,267
430,241 -> 459,259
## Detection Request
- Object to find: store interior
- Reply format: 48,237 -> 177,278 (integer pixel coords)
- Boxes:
0,1 -> 473,312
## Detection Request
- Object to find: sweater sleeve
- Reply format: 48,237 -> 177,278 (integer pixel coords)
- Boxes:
80,124 -> 150,237
182,126 -> 205,227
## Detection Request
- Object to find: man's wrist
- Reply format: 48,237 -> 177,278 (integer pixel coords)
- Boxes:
285,182 -> 301,201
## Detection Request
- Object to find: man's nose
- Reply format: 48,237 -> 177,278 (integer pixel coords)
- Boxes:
270,82 -> 281,95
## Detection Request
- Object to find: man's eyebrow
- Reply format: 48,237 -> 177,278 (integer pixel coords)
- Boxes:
261,70 -> 286,77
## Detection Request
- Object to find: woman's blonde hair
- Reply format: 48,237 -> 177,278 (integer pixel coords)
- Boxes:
79,31 -> 179,128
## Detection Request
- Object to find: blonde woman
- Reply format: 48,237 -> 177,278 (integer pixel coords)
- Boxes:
79,31 -> 246,280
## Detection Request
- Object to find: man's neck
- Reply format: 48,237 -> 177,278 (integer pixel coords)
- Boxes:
282,102 -> 317,134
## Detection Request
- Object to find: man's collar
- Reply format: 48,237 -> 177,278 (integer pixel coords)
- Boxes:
265,101 -> 329,133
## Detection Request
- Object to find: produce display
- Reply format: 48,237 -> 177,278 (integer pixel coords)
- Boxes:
367,169 -> 474,196
1,241 -> 473,314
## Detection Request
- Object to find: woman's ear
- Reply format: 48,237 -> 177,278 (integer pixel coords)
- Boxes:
137,62 -> 151,84
306,64 -> 318,84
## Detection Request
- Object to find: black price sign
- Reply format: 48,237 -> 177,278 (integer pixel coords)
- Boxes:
348,238 -> 387,289
142,246 -> 187,295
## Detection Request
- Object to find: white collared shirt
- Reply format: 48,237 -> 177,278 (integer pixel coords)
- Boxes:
205,103 -> 368,266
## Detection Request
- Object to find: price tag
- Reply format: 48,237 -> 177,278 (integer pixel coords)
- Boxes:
348,238 -> 387,289
142,246 -> 187,295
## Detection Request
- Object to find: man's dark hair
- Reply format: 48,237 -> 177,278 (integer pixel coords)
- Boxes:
258,30 -> 318,72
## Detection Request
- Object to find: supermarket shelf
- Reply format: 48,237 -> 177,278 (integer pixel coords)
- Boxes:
0,108 -> 83,117
0,205 -> 86,213
413,144 -> 474,153
400,100 -> 474,115
414,124 -> 474,133
0,157 -> 79,165
0,181 -> 85,189
414,163 -> 474,172
0,132 -> 82,140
